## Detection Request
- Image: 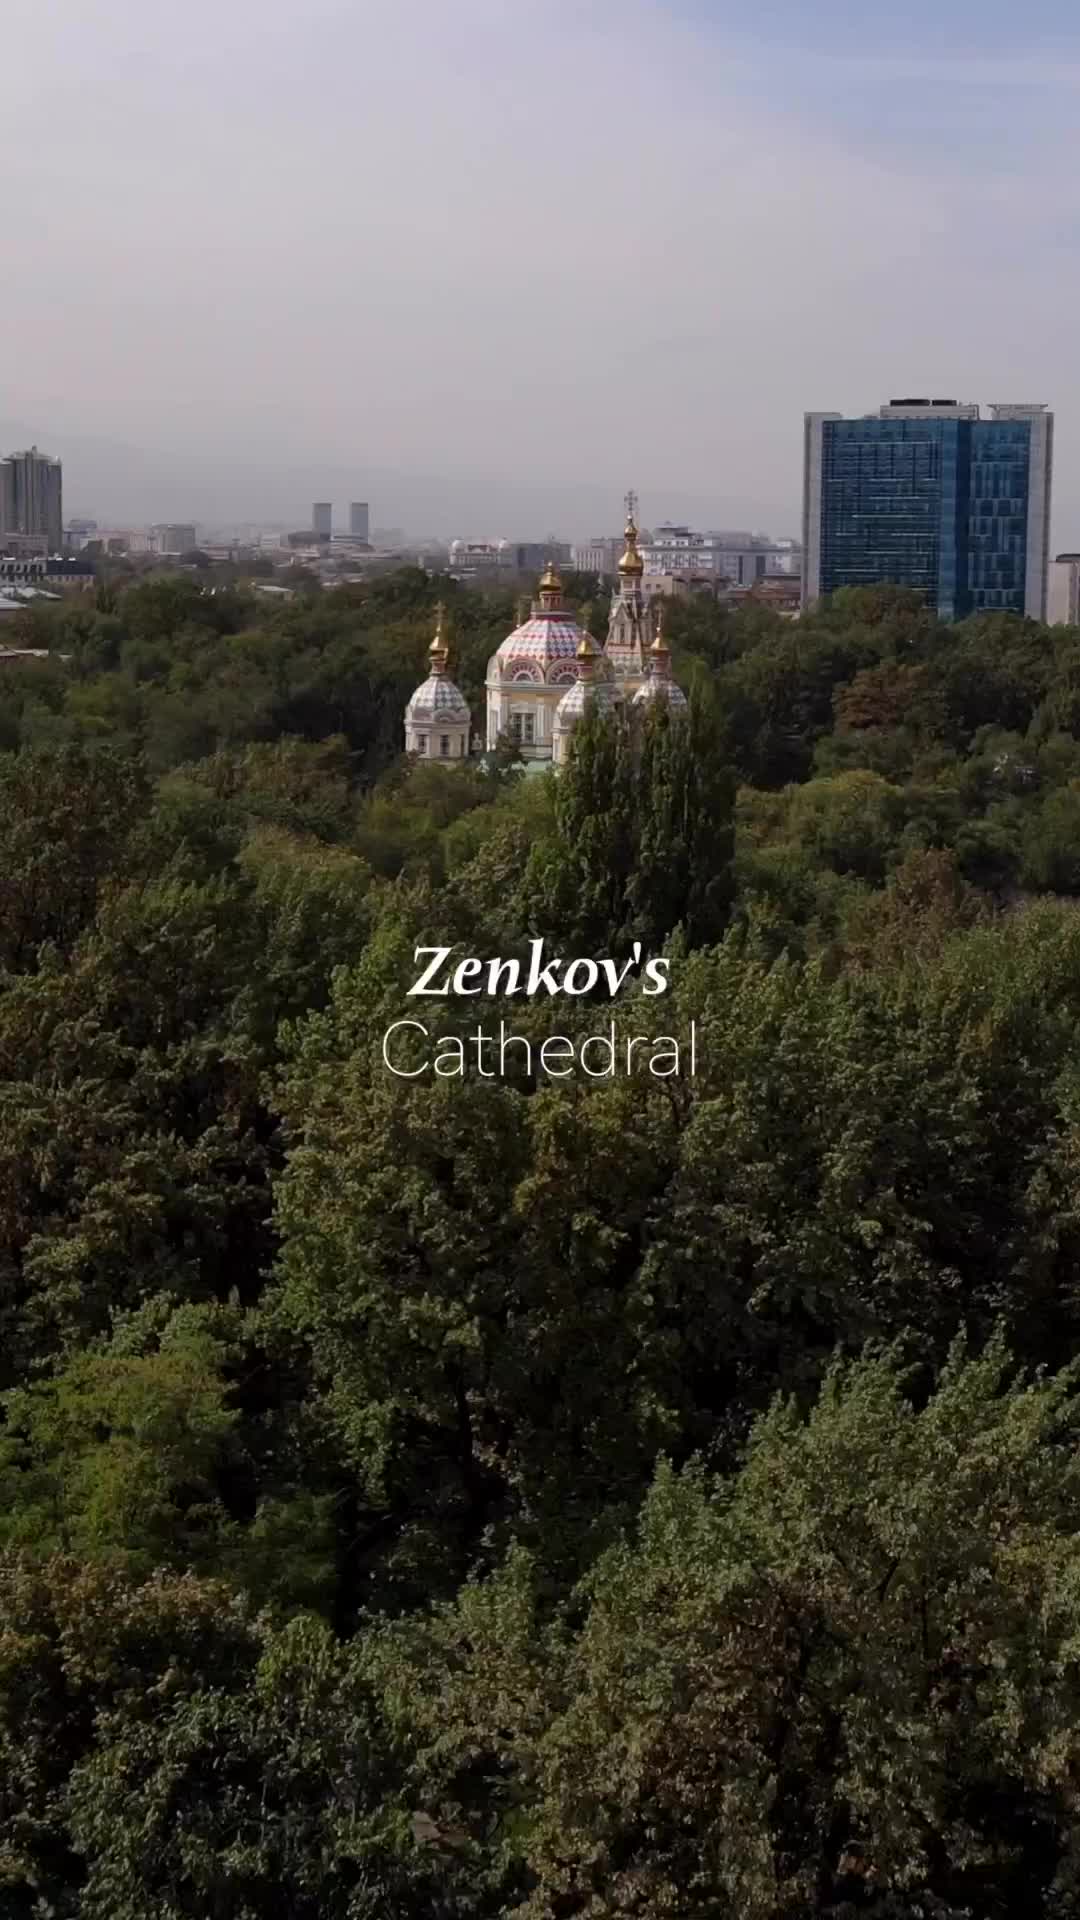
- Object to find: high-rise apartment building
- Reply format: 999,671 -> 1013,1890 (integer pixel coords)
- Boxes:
802,400 -> 1053,621
153,523 -> 198,554
312,502 -> 332,540
349,501 -> 370,541
0,447 -> 63,553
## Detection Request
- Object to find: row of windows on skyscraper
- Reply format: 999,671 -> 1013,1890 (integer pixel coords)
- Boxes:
801,400 -> 1054,621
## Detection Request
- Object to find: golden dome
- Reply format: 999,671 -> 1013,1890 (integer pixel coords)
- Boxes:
651,600 -> 669,653
576,630 -> 599,662
538,559 -> 562,595
429,602 -> 449,667
618,512 -> 644,578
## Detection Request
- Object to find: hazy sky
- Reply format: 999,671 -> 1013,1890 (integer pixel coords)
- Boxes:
5,0 -> 1080,537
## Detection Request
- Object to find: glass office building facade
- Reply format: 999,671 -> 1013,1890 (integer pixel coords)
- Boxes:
802,402 -> 1053,622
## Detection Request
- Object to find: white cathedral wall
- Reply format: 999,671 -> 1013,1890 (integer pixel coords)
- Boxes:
552,722 -> 573,767
406,721 -> 470,759
486,681 -> 567,756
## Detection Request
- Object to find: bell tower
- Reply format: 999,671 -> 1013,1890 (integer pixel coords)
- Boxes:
604,491 -> 652,686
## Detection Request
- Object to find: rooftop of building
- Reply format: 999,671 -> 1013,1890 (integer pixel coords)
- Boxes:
0,647 -> 72,662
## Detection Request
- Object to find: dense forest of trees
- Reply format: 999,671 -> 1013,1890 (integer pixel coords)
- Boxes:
4,571 -> 1080,1913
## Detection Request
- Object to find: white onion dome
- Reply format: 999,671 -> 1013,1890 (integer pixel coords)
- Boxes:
406,606 -> 471,727
634,671 -> 688,712
555,631 -> 624,728
633,604 -> 687,711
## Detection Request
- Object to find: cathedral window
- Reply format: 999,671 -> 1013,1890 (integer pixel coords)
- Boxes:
440,735 -> 450,757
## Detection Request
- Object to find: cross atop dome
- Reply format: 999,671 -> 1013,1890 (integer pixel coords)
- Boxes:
429,602 -> 449,670
538,560 -> 564,609
619,492 -> 644,578
634,594 -> 687,715
405,603 -> 472,758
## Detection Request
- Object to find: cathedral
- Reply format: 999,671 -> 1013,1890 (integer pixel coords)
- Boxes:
404,503 -> 687,767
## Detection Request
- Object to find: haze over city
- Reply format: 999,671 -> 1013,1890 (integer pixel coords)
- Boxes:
6,0 -> 1080,537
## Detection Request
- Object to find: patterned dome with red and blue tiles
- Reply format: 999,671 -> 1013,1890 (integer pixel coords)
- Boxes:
490,562 -> 609,686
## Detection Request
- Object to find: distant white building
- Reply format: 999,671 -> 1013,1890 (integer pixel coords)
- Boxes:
447,539 -> 572,578
1049,553 -> 1080,626
65,518 -> 97,552
766,538 -> 802,576
642,524 -> 801,586
448,539 -> 512,576
571,536 -> 624,576
152,523 -> 198,554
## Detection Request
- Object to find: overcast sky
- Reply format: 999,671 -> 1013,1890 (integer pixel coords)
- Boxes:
4,0 -> 1080,538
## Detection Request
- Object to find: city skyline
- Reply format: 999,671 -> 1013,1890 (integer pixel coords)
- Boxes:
0,415 -> 803,546
5,0 -> 1080,543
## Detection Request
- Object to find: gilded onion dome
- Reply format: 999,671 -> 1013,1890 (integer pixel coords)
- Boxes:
618,506 -> 644,579
406,604 -> 472,730
633,600 -> 688,712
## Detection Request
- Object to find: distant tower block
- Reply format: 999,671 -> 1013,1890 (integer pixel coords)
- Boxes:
312,502 -> 332,540
349,501 -> 370,542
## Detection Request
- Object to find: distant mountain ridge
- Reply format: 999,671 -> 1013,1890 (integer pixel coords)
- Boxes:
0,419 -> 797,544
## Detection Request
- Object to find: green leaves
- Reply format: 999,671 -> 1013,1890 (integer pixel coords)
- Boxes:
0,1556 -> 435,1920
334,1339 -> 1080,1919
12,569 -> 1080,1914
0,1304 -> 241,1571
528,689 -> 735,960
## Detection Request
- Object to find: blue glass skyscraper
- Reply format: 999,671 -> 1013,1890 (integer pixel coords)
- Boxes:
802,400 -> 1053,621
